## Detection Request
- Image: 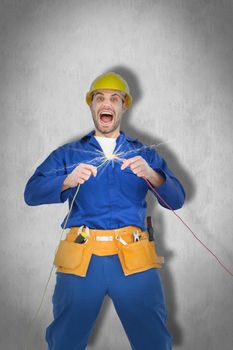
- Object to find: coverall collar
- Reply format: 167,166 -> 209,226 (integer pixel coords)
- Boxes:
80,130 -> 137,151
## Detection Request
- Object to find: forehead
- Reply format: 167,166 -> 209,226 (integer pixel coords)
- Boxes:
93,89 -> 124,98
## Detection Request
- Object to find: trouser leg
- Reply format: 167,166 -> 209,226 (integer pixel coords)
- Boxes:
45,255 -> 107,350
107,255 -> 172,350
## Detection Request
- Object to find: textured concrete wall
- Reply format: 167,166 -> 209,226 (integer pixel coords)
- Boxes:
1,1 -> 233,349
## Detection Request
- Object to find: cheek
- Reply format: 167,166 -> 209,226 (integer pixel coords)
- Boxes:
90,102 -> 99,113
90,107 -> 98,119
115,107 -> 124,118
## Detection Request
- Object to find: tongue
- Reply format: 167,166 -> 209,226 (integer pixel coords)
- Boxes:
101,115 -> 112,123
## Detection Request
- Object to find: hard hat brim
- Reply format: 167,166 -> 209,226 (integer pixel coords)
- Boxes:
86,72 -> 133,109
86,89 -> 132,109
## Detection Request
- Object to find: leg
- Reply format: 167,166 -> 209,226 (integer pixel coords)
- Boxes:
45,255 -> 107,350
107,256 -> 172,350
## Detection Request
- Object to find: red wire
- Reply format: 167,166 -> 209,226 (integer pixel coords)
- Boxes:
144,177 -> 233,279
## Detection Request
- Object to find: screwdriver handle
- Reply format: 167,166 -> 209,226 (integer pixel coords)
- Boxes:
146,216 -> 155,241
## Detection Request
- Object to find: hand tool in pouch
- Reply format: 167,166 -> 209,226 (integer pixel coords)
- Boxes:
75,225 -> 90,244
133,231 -> 141,242
146,216 -> 155,241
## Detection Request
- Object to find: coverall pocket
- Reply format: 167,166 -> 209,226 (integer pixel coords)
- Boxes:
54,240 -> 85,269
118,237 -> 163,276
119,168 -> 148,203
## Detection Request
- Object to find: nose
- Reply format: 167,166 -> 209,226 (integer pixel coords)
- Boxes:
102,99 -> 112,109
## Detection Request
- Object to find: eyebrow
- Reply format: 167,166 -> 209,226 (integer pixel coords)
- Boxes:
94,92 -> 123,98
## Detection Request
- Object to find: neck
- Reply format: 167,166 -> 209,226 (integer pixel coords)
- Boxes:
94,129 -> 120,138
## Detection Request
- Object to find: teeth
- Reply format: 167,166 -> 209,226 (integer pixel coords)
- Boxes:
101,111 -> 113,116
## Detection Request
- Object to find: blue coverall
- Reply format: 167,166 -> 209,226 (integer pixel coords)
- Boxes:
24,130 -> 185,350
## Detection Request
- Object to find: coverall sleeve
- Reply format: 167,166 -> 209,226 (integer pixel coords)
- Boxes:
24,146 -> 72,206
146,149 -> 185,210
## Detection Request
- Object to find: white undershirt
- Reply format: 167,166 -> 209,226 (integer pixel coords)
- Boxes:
94,136 -> 116,157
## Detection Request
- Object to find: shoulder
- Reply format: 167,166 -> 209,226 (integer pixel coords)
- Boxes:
124,133 -> 145,149
125,134 -> 157,156
56,134 -> 89,153
122,132 -> 162,163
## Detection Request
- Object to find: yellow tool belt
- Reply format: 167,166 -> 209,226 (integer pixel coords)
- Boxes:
54,226 -> 164,277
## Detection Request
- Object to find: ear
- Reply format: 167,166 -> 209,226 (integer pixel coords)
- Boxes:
122,101 -> 128,113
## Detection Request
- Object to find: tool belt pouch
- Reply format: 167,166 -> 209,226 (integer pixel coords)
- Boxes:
117,237 -> 164,276
53,239 -> 92,277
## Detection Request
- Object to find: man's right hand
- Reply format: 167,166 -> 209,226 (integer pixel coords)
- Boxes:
62,163 -> 97,192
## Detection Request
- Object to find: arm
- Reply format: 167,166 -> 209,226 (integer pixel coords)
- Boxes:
146,168 -> 165,188
24,146 -> 72,206
146,149 -> 185,210
121,150 -> 185,210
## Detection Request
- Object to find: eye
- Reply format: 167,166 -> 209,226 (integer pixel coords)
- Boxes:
96,96 -> 104,102
111,96 -> 120,103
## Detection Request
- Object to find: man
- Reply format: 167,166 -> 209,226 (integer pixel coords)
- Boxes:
24,72 -> 185,350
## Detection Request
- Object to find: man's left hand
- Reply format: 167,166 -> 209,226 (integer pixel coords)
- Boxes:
120,156 -> 165,187
121,156 -> 153,178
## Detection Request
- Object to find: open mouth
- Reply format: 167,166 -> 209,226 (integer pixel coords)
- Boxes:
99,111 -> 114,124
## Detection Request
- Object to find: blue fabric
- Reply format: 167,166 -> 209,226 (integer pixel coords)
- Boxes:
24,130 -> 185,230
45,254 -> 172,350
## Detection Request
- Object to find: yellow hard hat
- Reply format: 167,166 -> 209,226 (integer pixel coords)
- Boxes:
86,72 -> 133,109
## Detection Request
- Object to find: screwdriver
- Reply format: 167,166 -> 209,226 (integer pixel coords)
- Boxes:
146,216 -> 155,241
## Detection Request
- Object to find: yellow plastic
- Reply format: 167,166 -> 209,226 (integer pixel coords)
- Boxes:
54,227 -> 164,277
86,72 -> 133,109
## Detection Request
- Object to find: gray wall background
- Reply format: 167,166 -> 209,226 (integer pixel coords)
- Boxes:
1,0 -> 233,349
